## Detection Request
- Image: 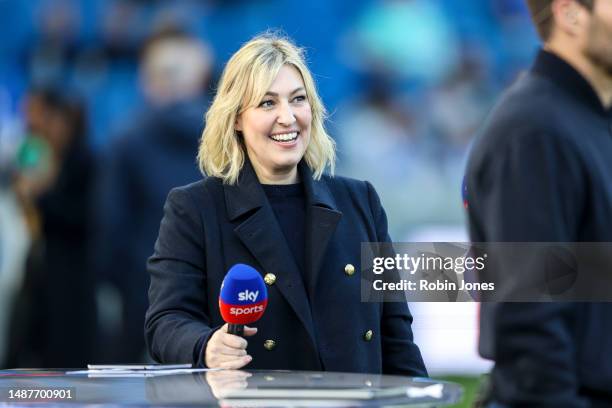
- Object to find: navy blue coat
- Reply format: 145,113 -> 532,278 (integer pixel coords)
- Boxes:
145,160 -> 427,376
465,50 -> 612,407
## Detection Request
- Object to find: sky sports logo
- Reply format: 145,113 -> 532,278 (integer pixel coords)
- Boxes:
230,304 -> 265,315
237,289 -> 259,302
219,290 -> 267,324
230,290 -> 263,315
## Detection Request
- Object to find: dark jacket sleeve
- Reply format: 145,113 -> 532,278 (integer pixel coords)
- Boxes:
467,127 -> 588,407
365,181 -> 428,377
145,187 -> 214,365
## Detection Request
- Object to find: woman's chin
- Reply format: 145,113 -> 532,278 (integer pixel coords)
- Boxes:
270,153 -> 304,170
271,161 -> 300,173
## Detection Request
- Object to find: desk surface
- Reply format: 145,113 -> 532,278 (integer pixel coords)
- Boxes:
0,369 -> 462,407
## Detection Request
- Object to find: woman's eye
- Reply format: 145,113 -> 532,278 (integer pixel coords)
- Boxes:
259,100 -> 275,108
292,95 -> 306,103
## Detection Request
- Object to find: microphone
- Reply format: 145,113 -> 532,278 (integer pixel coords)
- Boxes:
219,264 -> 268,336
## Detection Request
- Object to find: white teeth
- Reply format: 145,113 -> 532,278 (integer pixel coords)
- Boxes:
270,132 -> 298,142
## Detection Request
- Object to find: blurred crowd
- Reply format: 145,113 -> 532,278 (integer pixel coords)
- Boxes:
0,0 -> 538,370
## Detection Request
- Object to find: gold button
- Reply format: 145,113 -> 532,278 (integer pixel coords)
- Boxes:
344,264 -> 355,276
363,330 -> 373,341
263,339 -> 276,350
264,273 -> 276,285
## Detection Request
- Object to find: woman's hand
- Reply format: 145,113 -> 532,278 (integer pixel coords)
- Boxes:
205,323 -> 257,369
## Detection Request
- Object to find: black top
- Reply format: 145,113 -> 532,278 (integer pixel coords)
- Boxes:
262,183 -> 307,289
465,49 -> 612,406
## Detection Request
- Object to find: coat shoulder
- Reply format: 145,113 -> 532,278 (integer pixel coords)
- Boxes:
320,174 -> 381,215
164,177 -> 223,213
482,72 -> 573,146
321,174 -> 370,196
169,176 -> 219,198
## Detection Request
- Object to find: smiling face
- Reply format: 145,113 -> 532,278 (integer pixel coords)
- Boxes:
236,64 -> 312,184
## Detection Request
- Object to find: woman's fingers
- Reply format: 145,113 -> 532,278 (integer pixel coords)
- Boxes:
207,351 -> 251,368
205,324 -> 259,368
219,346 -> 247,357
208,342 -> 247,358
221,332 -> 248,349
218,355 -> 252,370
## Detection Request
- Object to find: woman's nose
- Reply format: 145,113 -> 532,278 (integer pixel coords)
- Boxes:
276,101 -> 296,126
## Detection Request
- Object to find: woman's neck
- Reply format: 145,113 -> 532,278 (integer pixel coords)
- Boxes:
251,162 -> 299,185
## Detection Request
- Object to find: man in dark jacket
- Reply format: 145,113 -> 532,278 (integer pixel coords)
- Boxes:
465,0 -> 612,406
94,28 -> 212,362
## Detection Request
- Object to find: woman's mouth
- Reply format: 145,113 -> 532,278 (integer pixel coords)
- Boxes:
269,131 -> 299,144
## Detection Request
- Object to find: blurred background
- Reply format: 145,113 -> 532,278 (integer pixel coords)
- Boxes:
0,0 -> 540,405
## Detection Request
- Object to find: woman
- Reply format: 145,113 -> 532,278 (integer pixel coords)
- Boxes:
145,34 -> 427,376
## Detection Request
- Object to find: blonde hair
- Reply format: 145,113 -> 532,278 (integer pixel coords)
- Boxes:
197,33 -> 335,184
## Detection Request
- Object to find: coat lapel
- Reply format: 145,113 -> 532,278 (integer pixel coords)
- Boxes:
224,159 -> 317,347
300,163 -> 343,298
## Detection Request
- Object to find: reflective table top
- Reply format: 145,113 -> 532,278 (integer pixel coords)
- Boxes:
0,369 -> 462,407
